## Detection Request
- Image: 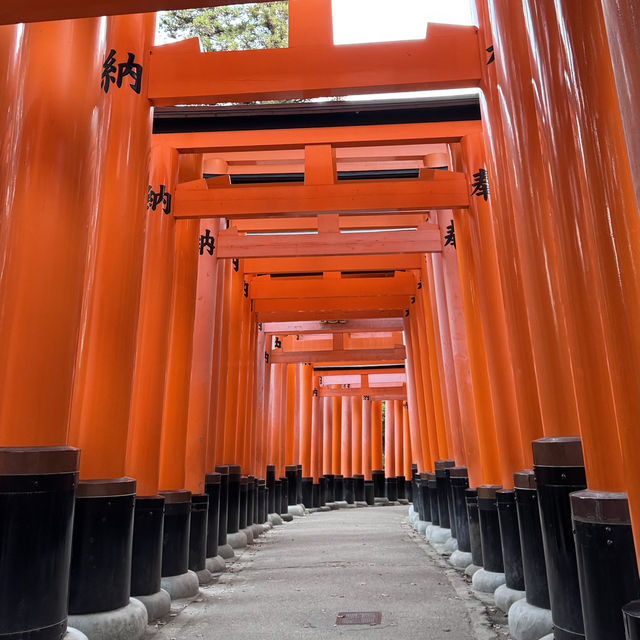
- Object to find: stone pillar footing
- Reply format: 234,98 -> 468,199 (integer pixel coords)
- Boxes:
507,598 -> 553,640
217,543 -> 234,559
268,513 -> 284,525
195,569 -> 213,585
449,550 -> 473,570
433,536 -> 458,555
134,589 -> 171,622
205,555 -> 226,574
227,531 -> 248,549
472,568 -> 506,593
465,563 -> 482,577
288,504 -> 306,517
66,628 -> 89,640
494,583 -> 526,614
68,598 -> 147,640
160,570 -> 200,600
426,525 -> 451,544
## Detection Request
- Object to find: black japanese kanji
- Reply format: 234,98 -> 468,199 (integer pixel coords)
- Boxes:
102,49 -> 143,94
147,185 -> 172,215
199,229 -> 214,255
471,168 -> 490,202
444,219 -> 456,249
486,45 -> 495,65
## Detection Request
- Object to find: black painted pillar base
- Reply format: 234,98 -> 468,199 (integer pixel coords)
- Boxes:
513,470 -> 550,610
496,490 -> 524,591
385,476 -> 397,501
301,477 -> 313,507
353,474 -> 365,502
533,437 -> 586,640
69,478 -> 137,615
477,485 -> 504,574
131,496 -> 165,598
396,476 -> 406,500
279,477 -> 288,514
0,447 -> 80,639
435,460 -> 455,532
571,491 -> 640,640
160,490 -> 192,579
246,476 -> 255,526
318,476 -> 327,506
204,473 -> 221,560
372,470 -> 385,498
344,477 -> 355,504
188,494 -> 208,573
418,473 -> 431,522
427,473 -> 439,526
411,463 -> 419,504
323,474 -> 334,503
450,468 -> 470,551
405,480 -> 413,502
266,465 -> 276,514
274,480 -> 282,515
623,601 -> 640,640
465,488 -> 483,567
239,476 -> 249,529
225,465 -> 242,535
335,475 -> 344,502
286,465 -> 298,506
311,483 -> 320,508
214,466 -> 229,546
258,481 -> 267,523
296,465 -> 303,505
364,481 -> 375,506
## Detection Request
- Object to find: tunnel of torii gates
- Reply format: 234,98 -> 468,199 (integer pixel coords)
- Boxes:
0,0 -> 638,639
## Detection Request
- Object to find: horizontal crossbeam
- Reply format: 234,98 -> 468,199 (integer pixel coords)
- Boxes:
270,347 -> 406,364
175,171 -> 468,218
262,319 -> 404,335
318,385 -> 407,399
148,24 -> 481,106
219,226 -> 440,259
243,254 -> 424,274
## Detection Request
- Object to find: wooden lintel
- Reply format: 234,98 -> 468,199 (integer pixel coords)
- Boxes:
262,318 -> 404,335
253,295 -> 410,313
256,309 -> 404,322
250,274 -> 415,300
217,226 -> 441,259
231,214 -> 429,233
149,24 -> 481,106
270,346 -> 406,364
318,385 -> 407,398
243,254 -> 424,274
174,172 -> 468,218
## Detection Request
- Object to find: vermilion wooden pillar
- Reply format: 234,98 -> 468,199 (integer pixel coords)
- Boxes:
185,218 -> 219,493
351,396 -> 363,476
0,18 -> 104,448
371,401 -> 383,470
402,323 -> 425,471
519,0 -> 639,547
341,395 -> 352,479
126,144 -> 179,494
447,199 -> 501,485
331,397 -> 342,475
458,135 -> 527,484
362,397 -> 372,480
205,255 -> 226,470
285,364 -> 297,466
402,403 -> 412,479
322,397 -> 332,475
158,158 -> 201,492
384,401 -> 395,478
393,400 -> 403,479
310,393 -> 322,482
222,262 -> 245,465
299,363 -> 313,476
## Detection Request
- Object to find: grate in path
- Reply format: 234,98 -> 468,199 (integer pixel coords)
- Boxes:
336,611 -> 382,626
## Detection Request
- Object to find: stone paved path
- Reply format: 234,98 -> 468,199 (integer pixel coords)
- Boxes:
145,505 -> 500,640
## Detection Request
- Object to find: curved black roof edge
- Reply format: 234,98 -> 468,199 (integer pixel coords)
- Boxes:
153,95 -> 481,134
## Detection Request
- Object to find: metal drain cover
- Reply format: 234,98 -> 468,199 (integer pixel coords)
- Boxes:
336,611 -> 382,626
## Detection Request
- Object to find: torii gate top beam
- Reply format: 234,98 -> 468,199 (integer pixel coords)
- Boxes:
148,0 -> 481,106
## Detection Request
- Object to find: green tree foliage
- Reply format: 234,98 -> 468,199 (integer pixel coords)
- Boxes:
159,2 -> 288,52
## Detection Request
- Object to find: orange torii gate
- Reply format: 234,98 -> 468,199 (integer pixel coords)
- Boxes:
0,1 -> 638,638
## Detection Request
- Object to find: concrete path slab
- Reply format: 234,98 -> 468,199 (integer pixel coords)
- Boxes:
144,506 -> 508,640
